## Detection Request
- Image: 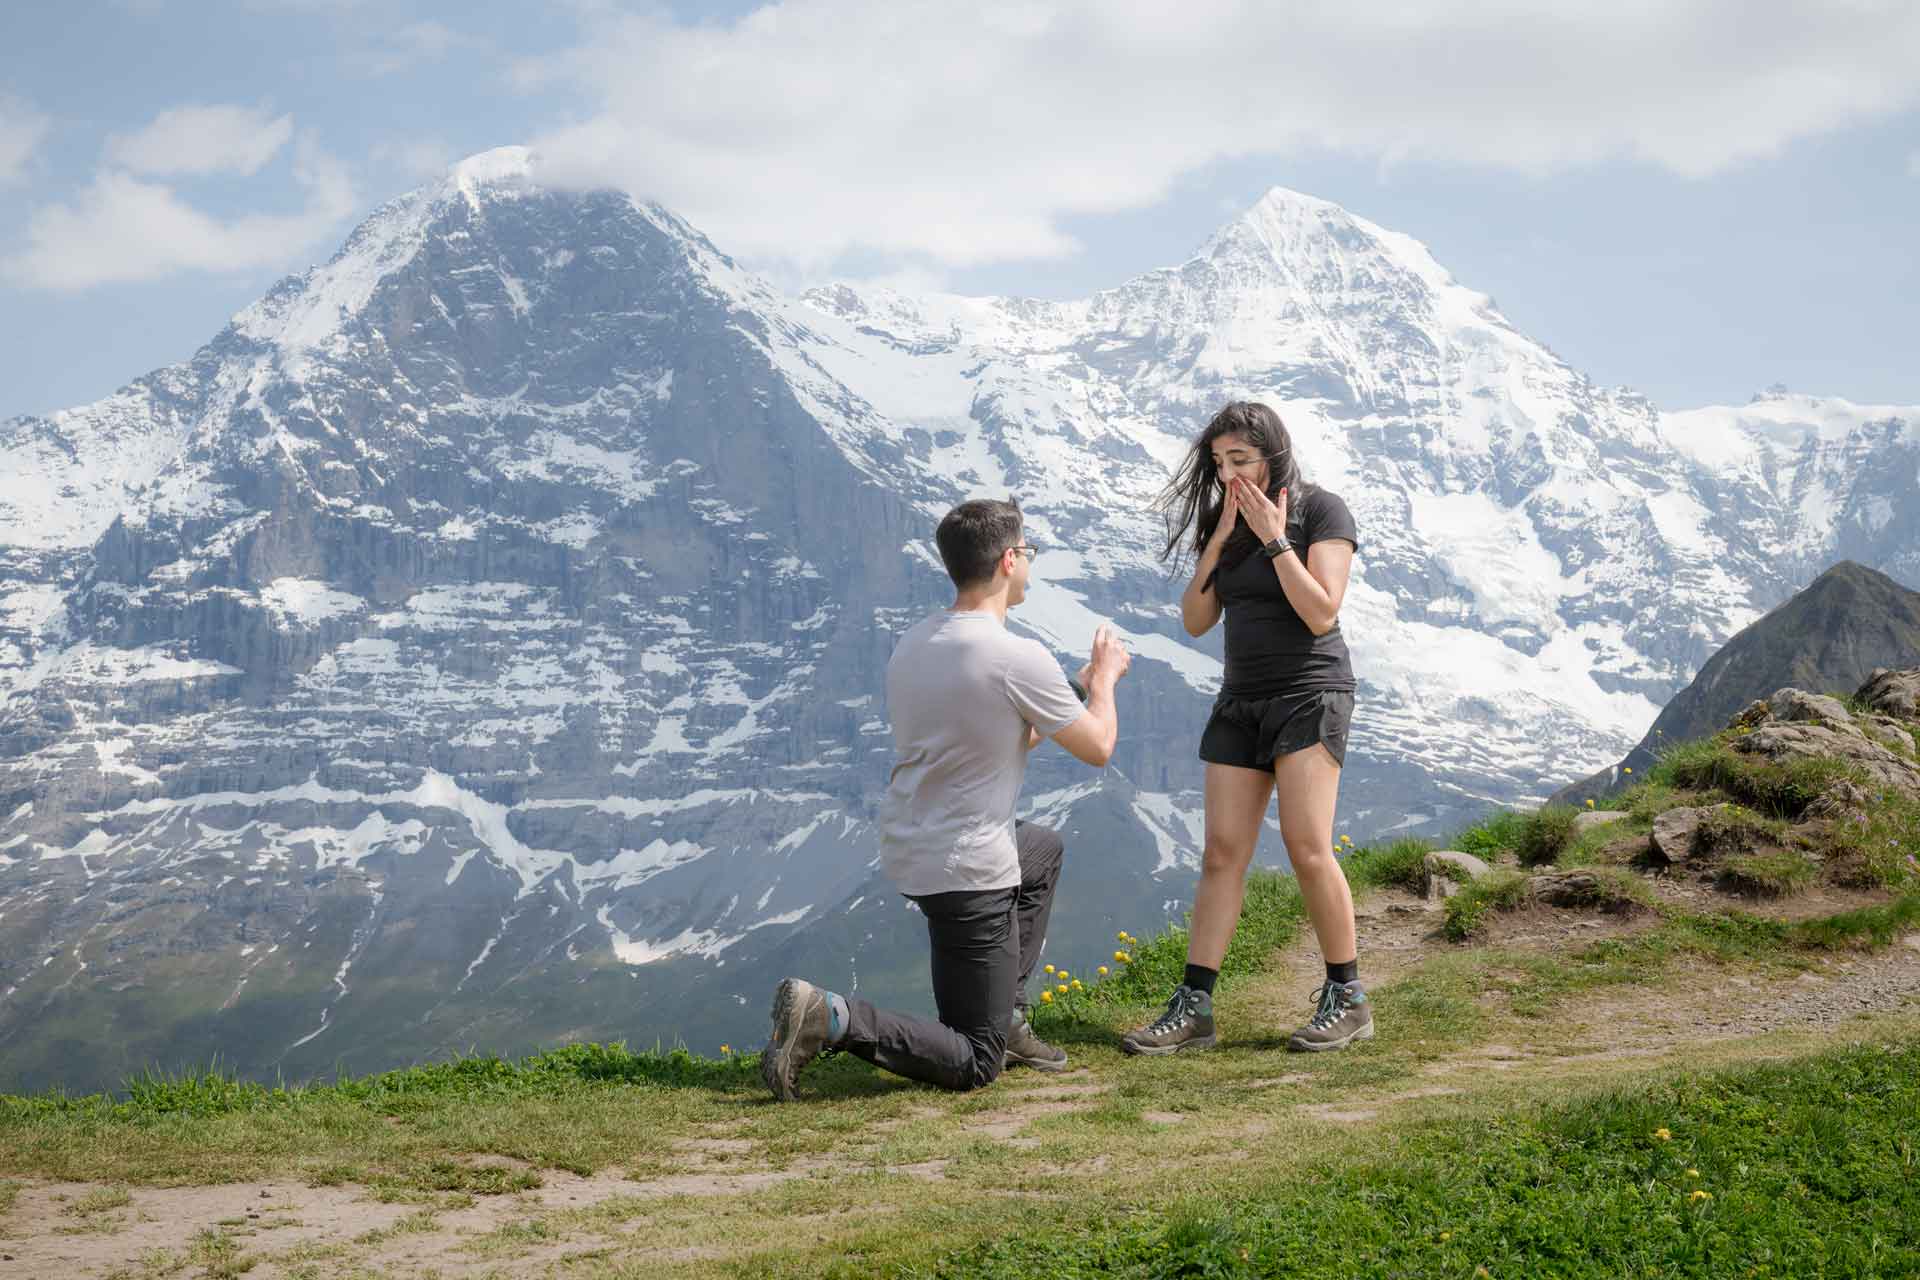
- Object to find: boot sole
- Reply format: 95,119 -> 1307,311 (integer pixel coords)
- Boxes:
1119,1033 -> 1217,1057
1287,1019 -> 1375,1053
761,978 -> 809,1102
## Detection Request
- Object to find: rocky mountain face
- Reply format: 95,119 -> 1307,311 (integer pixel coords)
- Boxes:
1553,562 -> 1920,805
2,148 -> 1917,1091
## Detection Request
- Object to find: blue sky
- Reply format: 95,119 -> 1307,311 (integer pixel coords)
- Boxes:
2,1 -> 1916,419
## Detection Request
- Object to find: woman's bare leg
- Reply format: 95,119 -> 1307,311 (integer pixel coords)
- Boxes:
1185,763 -> 1275,969
1272,743 -> 1354,967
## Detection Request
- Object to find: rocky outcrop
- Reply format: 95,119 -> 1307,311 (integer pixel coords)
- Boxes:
1858,668 -> 1920,720
1729,670 -> 1920,796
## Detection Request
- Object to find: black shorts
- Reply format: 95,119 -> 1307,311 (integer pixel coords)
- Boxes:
1198,689 -> 1354,771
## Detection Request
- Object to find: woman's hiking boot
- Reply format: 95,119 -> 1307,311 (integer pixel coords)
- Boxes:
1287,980 -> 1374,1052
1119,984 -> 1216,1055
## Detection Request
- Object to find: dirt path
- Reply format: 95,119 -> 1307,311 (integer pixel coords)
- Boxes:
6,891 -> 1919,1279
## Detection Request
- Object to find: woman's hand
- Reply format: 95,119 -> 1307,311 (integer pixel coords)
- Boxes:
1233,477 -> 1288,546
1206,481 -> 1241,550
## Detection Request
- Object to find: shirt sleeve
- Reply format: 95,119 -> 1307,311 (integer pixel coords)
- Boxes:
1305,490 -> 1359,553
1003,640 -> 1087,737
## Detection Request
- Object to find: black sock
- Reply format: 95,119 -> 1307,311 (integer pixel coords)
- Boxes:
1326,959 -> 1359,986
1183,963 -> 1218,995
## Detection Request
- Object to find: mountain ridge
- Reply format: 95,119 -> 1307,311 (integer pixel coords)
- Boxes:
2,149 -> 1917,1090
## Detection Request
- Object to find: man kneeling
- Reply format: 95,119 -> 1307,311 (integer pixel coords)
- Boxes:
762,498 -> 1131,1099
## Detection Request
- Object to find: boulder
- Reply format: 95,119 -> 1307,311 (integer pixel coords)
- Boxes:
1767,688 -> 1855,729
1731,722 -> 1920,795
1856,668 -> 1920,721
1804,779 -> 1872,825
1862,716 -> 1917,757
1530,870 -> 1639,912
1574,809 -> 1628,832
1422,850 -> 1491,902
1728,699 -> 1773,732
1648,805 -> 1712,866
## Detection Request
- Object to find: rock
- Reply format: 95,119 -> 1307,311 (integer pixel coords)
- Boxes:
1574,809 -> 1628,831
1731,722 -> 1920,795
1728,699 -> 1773,732
1856,668 -> 1920,720
1767,688 -> 1855,729
1861,716 -> 1916,757
1648,806 -> 1712,866
1805,779 -> 1872,825
1422,850 -> 1491,902
1530,870 -> 1637,912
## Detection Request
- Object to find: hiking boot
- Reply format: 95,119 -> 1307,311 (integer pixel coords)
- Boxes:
1287,980 -> 1374,1053
1119,984 -> 1216,1056
762,977 -> 833,1101
1004,1009 -> 1068,1072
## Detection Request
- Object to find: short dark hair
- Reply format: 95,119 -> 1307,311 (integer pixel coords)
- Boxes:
935,498 -> 1023,589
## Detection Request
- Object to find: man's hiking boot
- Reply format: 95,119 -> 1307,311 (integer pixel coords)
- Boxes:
762,977 -> 833,1101
1119,984 -> 1216,1055
1004,1009 -> 1068,1072
1287,980 -> 1374,1052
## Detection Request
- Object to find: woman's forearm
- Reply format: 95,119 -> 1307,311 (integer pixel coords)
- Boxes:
1268,547 -> 1339,634
1180,542 -> 1227,635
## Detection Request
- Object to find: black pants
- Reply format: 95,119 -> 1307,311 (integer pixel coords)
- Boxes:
840,821 -> 1064,1092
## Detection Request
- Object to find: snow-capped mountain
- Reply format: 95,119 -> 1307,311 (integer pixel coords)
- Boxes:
2,147 -> 1915,1091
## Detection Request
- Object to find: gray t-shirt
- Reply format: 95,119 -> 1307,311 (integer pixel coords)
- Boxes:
878,610 -> 1086,896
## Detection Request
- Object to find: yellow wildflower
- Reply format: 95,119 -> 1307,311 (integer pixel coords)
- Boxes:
1057,983 -> 1069,994
1044,964 -> 1056,975
1586,799 -> 1596,808
1117,931 -> 1128,942
1689,1190 -> 1712,1203
1439,1232 -> 1451,1243
1654,1128 -> 1672,1141
1117,951 -> 1132,963
1624,767 -> 1633,774
1040,990 -> 1053,1003
1098,965 -> 1109,976
720,1044 -> 731,1055
1685,1168 -> 1700,1179
1071,980 -> 1084,990
1058,970 -> 1070,979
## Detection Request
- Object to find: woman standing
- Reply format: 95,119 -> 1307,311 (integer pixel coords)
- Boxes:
1122,401 -> 1370,1055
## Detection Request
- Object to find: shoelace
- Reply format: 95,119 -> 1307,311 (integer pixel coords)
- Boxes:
1305,982 -> 1348,1032
1147,987 -> 1198,1034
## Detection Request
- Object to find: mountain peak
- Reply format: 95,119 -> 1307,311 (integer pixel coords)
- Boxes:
450,145 -> 535,192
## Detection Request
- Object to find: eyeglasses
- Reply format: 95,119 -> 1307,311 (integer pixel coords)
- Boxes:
1009,543 -> 1040,561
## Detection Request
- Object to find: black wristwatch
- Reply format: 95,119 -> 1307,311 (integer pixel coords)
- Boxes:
1260,538 -> 1291,560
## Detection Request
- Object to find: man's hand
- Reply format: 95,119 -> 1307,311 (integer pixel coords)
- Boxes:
1088,624 -> 1130,685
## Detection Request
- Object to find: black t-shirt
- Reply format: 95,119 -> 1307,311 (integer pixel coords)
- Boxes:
1208,487 -> 1359,697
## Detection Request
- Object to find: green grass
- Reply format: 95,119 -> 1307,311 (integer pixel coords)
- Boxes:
1342,836 -> 1434,892
1651,735 -> 1864,819
918,1038 -> 1920,1279
1720,849 -> 1820,897
1791,893 -> 1920,949
1452,810 -> 1528,860
1030,869 -> 1304,1036
1441,869 -> 1532,941
1516,804 -> 1580,867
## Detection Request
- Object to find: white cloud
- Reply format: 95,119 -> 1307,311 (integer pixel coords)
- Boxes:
353,20 -> 476,76
104,104 -> 294,177
5,138 -> 357,290
372,136 -> 457,179
0,96 -> 50,184
518,0 -> 1920,271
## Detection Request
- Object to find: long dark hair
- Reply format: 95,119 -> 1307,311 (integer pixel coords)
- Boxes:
1155,401 -> 1315,579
